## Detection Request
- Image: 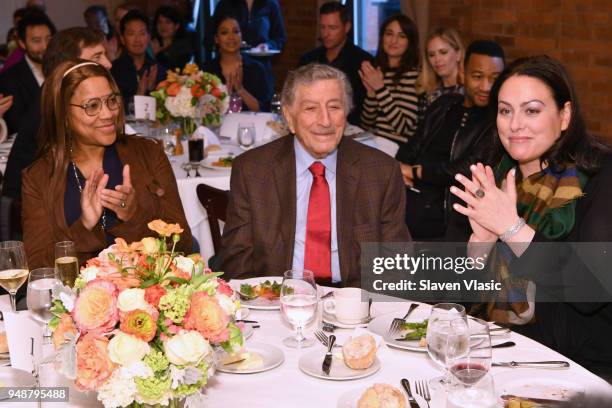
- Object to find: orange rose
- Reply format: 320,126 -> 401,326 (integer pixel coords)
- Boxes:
156,80 -> 169,90
191,85 -> 205,98
75,333 -> 116,391
72,279 -> 118,334
147,220 -> 184,237
166,82 -> 182,96
52,314 -> 77,350
144,284 -> 166,308
211,87 -> 222,98
183,292 -> 229,344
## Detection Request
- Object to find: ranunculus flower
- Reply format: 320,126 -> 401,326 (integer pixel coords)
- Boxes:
72,279 -> 118,334
120,309 -> 157,342
75,333 -> 116,391
144,284 -> 166,308
117,288 -> 149,313
141,237 -> 159,254
163,330 -> 211,366
52,314 -> 77,350
183,292 -> 229,343
108,332 -> 150,366
147,220 -> 184,237
166,82 -> 182,96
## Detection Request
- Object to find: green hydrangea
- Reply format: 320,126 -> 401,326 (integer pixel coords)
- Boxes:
221,323 -> 244,354
158,288 -> 191,323
73,277 -> 86,290
173,365 -> 208,397
144,349 -> 169,373
135,373 -> 171,403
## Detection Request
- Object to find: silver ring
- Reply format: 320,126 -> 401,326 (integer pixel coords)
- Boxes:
475,189 -> 485,198
120,201 -> 126,208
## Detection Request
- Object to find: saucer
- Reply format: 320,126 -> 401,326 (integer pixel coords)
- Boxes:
322,312 -> 372,329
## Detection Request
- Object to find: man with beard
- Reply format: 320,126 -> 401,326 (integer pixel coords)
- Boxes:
218,64 -> 411,286
0,9 -> 55,134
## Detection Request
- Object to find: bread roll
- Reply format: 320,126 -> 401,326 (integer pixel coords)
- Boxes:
342,334 -> 377,369
0,332 -> 7,353
358,383 -> 406,408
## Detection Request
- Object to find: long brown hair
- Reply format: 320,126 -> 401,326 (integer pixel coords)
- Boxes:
374,14 -> 419,83
38,59 -> 124,190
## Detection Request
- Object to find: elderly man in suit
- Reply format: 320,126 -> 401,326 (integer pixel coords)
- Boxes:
219,63 -> 411,287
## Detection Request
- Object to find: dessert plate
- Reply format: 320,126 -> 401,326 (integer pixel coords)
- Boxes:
233,277 -> 282,310
298,349 -> 381,381
216,342 -> 284,374
368,309 -> 430,352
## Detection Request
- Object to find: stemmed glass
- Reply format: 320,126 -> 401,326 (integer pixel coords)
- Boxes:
449,317 -> 492,385
280,269 -> 318,348
426,303 -> 469,390
0,241 -> 29,311
237,123 -> 256,149
27,267 -> 61,342
55,241 -> 78,287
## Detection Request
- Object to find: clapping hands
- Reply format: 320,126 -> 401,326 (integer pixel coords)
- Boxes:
0,94 -> 13,118
137,65 -> 159,95
359,61 -> 385,96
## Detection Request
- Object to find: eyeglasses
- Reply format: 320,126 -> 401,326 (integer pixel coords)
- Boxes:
70,93 -> 121,116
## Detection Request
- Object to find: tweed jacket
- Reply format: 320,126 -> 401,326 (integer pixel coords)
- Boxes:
218,135 -> 411,287
22,135 -> 192,269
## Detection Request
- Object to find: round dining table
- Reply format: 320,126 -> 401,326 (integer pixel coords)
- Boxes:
1,290 -> 611,407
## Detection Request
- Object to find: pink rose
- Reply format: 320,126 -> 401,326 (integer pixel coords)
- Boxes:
75,333 -> 116,391
217,278 -> 234,297
72,279 -> 118,334
183,292 -> 229,344
144,284 -> 166,308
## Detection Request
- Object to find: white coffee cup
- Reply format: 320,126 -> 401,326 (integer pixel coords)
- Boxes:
323,287 -> 369,324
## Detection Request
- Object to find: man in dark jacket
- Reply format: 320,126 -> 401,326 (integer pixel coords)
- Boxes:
396,40 -> 505,241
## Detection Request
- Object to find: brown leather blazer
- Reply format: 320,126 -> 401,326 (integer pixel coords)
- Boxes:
22,135 -> 192,269
218,135 -> 411,287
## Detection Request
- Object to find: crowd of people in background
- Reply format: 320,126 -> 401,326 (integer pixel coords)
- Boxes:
0,0 -> 610,381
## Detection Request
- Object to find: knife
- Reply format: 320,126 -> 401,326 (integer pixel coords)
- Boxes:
400,379 -> 420,408
492,360 -> 570,369
321,334 -> 336,375
500,394 -> 568,406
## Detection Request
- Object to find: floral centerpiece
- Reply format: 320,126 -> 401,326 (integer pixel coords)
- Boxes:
151,63 -> 229,136
49,220 -> 243,408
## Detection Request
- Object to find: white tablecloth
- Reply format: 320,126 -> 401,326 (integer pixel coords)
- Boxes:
1,294 -> 610,407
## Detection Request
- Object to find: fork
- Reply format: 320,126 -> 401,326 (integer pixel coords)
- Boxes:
322,322 -> 336,333
388,303 -> 419,336
314,330 -> 329,347
415,380 -> 431,408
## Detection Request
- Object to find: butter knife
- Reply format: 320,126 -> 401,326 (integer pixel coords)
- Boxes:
492,360 -> 570,369
321,334 -> 336,375
400,379 -> 420,408
500,394 -> 568,406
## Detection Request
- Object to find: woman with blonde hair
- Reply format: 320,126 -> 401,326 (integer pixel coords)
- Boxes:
22,60 -> 191,268
416,27 -> 464,115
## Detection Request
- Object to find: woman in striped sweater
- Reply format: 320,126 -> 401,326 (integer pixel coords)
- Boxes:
359,14 -> 420,144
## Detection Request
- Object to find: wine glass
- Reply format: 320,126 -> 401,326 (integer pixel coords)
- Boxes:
447,373 -> 497,408
449,317 -> 492,386
27,267 -> 61,342
426,303 -> 469,390
237,122 -> 256,149
55,241 -> 78,287
0,241 -> 29,311
280,269 -> 318,348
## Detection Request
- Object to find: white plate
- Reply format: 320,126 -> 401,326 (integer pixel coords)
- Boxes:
368,309 -> 430,352
216,342 -> 284,374
495,370 -> 586,403
299,349 -> 381,381
244,49 -> 281,57
201,158 -> 232,171
236,307 -> 250,319
233,276 -> 282,310
323,312 -> 371,329
337,385 -> 423,408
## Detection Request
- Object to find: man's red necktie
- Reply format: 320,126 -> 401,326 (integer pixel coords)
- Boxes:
304,161 -> 331,279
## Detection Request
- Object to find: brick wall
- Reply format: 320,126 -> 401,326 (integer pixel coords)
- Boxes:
428,0 -> 612,139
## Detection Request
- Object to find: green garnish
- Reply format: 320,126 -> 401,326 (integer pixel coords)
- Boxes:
399,319 -> 428,340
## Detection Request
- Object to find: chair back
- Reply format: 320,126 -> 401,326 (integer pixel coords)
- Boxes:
196,184 -> 229,254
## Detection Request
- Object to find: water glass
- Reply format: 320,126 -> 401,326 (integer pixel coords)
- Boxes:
159,125 -> 177,158
450,317 -> 492,386
447,373 -> 497,408
280,269 -> 318,348
426,303 -> 468,390
55,241 -> 78,287
27,267 -> 61,341
237,123 -> 256,149
0,241 -> 29,311
229,92 -> 243,113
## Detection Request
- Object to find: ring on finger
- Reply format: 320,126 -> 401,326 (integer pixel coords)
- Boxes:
475,188 -> 485,199
120,201 -> 126,208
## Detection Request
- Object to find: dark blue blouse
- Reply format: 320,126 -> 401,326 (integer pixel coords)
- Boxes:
64,145 -> 123,244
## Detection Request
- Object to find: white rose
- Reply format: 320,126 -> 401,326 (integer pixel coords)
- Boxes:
216,294 -> 237,316
172,256 -> 195,276
117,288 -> 149,312
164,330 -> 211,366
80,265 -> 100,283
108,332 -> 150,366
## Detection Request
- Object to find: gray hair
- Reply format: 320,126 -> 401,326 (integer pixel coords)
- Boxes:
281,63 -> 354,113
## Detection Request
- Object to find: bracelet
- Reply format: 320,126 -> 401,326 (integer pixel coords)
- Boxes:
499,217 -> 526,242
411,165 -> 420,181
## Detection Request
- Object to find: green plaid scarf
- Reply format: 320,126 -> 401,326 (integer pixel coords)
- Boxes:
478,155 -> 587,324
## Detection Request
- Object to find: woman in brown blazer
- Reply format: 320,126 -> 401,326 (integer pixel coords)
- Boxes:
22,60 -> 192,269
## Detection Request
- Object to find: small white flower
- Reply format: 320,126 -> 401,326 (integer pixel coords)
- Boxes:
215,294 -> 237,316
119,361 -> 153,379
80,265 -> 99,283
97,369 -> 137,408
58,291 -> 75,312
117,288 -> 149,312
173,256 -> 195,276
